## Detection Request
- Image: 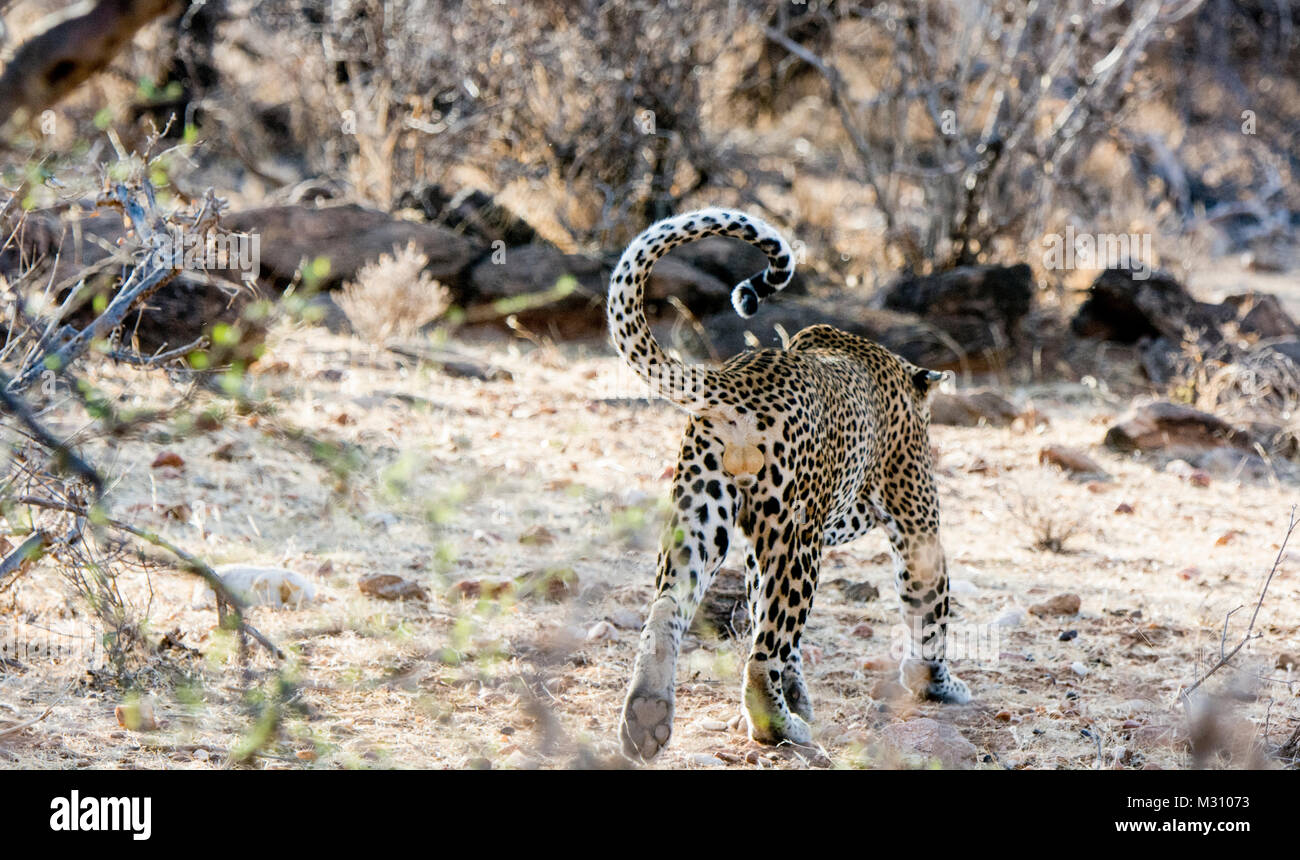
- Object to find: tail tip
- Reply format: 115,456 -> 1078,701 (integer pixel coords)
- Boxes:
731,282 -> 760,318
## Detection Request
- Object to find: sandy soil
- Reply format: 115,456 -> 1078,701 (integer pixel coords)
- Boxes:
2,315 -> 1299,770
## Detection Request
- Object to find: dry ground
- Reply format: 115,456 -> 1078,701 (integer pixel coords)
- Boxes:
2,310 -> 1299,770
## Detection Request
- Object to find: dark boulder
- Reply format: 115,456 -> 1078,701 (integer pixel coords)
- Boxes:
1224,292 -> 1300,339
224,204 -> 481,293
700,298 -> 969,369
930,390 -> 1019,427
397,185 -> 540,248
1071,268 -> 1240,384
876,263 -> 1033,365
663,235 -> 807,297
1103,402 -> 1255,458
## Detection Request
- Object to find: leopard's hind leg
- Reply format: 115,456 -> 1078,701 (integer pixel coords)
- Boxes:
743,546 -> 813,723
619,421 -> 740,761
738,477 -> 825,747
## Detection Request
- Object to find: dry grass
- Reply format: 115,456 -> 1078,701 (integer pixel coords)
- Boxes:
335,242 -> 450,343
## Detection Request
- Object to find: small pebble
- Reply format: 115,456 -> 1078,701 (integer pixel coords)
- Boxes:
585,620 -> 617,642
1070,661 -> 1089,676
1059,629 -> 1078,642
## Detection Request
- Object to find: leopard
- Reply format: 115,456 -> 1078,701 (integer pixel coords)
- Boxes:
606,208 -> 971,762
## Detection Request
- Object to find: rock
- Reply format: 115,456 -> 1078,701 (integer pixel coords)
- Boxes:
700,299 -> 968,369
1114,502 -> 1135,514
1260,338 -> 1300,367
828,578 -> 881,603
1070,661 -> 1089,676
1029,593 -> 1081,617
930,390 -> 1018,427
877,263 -> 1033,366
501,750 -> 540,770
688,753 -> 722,767
1038,445 -> 1107,477
949,579 -> 979,596
870,678 -> 910,700
452,579 -> 512,600
1059,629 -> 1079,642
389,346 -> 512,382
114,700 -> 159,732
224,204 -> 481,292
1240,421 -> 1299,460
193,565 -> 317,609
995,608 -> 1027,628
1165,459 -> 1213,487
151,451 -> 185,469
585,620 -> 617,642
2,208 -> 259,361
643,256 -> 730,315
697,718 -> 729,732
665,235 -> 807,297
1070,269 -> 1238,384
518,524 -> 557,546
850,623 -> 875,638
877,718 -> 978,769
1072,269 -> 1230,344
514,567 -> 579,602
358,574 -> 427,601
467,243 -> 607,331
1103,402 -> 1254,458
1014,405 -> 1050,432
1276,653 -> 1300,670
472,245 -> 596,308
1195,448 -> 1272,482
396,185 -> 540,247
1224,292 -> 1300,339
607,609 -> 643,630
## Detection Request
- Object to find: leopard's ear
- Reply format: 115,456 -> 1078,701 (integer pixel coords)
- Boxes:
912,368 -> 947,400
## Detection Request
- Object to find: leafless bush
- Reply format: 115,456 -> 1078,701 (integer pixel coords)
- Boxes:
1006,477 -> 1082,553
766,0 -> 1199,271
1198,345 -> 1300,424
337,242 -> 450,342
239,0 -> 754,246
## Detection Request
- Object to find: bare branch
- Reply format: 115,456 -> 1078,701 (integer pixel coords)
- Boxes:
1179,506 -> 1298,703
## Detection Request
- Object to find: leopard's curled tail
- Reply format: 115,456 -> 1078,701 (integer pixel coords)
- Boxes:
606,208 -> 795,414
